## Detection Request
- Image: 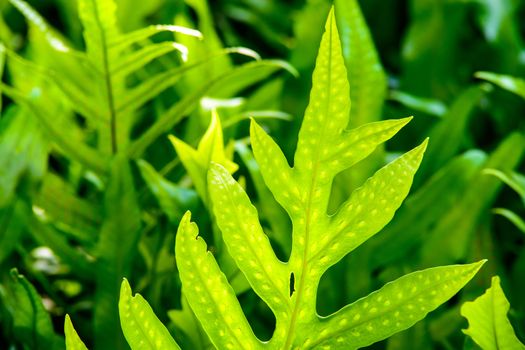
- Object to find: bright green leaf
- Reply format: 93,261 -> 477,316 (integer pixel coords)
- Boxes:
64,315 -> 88,350
461,276 -> 525,350
176,8 -> 483,350
169,110 -> 237,203
119,279 -> 181,350
175,212 -> 263,350
310,261 -> 486,349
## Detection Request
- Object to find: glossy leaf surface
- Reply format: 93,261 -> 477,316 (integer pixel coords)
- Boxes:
175,7 -> 484,350
461,276 -> 525,350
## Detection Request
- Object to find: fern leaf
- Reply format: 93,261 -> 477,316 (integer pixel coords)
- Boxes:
169,110 -> 237,203
176,212 -> 263,350
64,315 -> 89,350
8,0 -> 291,165
314,140 -> 427,271
176,7 -> 484,350
310,262 -> 485,349
78,0 -> 119,67
119,279 -> 181,350
461,276 -> 525,350
208,163 -> 289,314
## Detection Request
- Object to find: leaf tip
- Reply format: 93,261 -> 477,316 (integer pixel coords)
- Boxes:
178,210 -> 199,240
65,314 -> 72,328
403,115 -> 414,124
421,137 -> 429,150
249,118 -> 266,139
406,138 -> 429,166
167,134 -> 180,147
181,210 -> 192,224
464,259 -> 487,280
120,278 -> 132,301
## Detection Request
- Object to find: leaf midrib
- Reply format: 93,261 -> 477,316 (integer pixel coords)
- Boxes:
91,0 -> 118,154
282,15 -> 334,350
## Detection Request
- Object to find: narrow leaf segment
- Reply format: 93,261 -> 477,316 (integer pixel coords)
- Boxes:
119,279 -> 181,350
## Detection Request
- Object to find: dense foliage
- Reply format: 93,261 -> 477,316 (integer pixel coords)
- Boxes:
0,0 -> 524,349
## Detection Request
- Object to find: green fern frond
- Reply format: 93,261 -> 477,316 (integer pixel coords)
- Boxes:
3,0 -> 291,173
175,7 -> 485,350
119,279 -> 181,350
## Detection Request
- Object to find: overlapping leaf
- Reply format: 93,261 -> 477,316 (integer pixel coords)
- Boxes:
461,276 -> 525,350
175,8 -> 484,350
169,110 -> 237,204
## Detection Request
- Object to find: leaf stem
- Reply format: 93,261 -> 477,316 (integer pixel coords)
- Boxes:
92,0 -> 118,154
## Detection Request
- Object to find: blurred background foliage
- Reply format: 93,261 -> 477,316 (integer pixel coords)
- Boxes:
0,0 -> 524,349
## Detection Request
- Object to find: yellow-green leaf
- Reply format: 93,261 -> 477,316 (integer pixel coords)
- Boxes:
64,315 -> 88,350
119,279 -> 181,350
461,276 -> 525,350
175,212 -> 263,350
